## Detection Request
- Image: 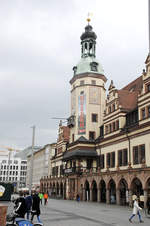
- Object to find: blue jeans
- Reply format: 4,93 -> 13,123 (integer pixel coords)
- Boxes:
26,210 -> 30,220
129,211 -> 142,221
31,213 -> 42,223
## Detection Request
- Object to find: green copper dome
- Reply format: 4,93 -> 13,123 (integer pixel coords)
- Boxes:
75,56 -> 105,75
72,23 -> 105,78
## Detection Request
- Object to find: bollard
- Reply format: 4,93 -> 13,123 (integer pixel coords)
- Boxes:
0,205 -> 8,226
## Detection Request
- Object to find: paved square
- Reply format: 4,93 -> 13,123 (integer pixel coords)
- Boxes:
39,199 -> 149,226
7,199 -> 150,226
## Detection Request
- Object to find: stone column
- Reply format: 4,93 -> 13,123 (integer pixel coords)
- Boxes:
90,188 -> 93,202
59,188 -> 61,197
128,189 -> 132,207
97,188 -> 101,202
144,190 -> 148,209
106,189 -> 110,204
116,189 -> 120,205
0,205 -> 8,226
83,188 -> 86,201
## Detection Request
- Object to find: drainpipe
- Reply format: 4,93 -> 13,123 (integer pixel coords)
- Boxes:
125,128 -> 131,167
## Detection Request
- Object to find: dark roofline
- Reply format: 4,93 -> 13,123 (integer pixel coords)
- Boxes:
63,149 -> 97,161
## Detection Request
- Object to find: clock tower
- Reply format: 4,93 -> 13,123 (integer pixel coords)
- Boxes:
68,19 -> 107,143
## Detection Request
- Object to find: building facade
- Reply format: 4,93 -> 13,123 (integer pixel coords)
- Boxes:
40,22 -> 150,208
0,148 -> 27,190
41,122 -> 70,197
27,144 -> 55,191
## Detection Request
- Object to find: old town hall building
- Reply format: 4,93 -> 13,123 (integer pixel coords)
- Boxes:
41,20 -> 150,208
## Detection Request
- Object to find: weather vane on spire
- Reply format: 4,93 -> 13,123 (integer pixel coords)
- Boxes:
87,12 -> 93,24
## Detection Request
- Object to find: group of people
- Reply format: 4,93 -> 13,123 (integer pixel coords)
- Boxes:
38,192 -> 48,205
14,191 -> 48,224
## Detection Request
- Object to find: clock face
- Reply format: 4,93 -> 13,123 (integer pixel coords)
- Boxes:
89,87 -> 101,104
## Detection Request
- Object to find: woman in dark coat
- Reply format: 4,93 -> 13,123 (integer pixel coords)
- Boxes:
31,192 -> 42,223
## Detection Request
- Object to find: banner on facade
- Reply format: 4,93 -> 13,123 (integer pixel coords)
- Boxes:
78,93 -> 86,134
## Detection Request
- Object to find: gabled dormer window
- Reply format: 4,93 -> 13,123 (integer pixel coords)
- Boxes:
90,62 -> 98,72
146,83 -> 150,92
112,104 -> 115,112
148,106 -> 150,117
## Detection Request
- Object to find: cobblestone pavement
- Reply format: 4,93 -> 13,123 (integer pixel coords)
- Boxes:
7,199 -> 150,226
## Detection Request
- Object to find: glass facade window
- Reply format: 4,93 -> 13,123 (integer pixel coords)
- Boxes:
112,104 -> 115,112
92,113 -> 98,122
105,125 -> 108,134
116,120 -> 119,130
147,106 -> 150,117
107,152 -> 115,168
87,159 -> 92,169
141,108 -> 146,119
100,155 -> 104,169
113,122 -> 115,131
107,153 -> 110,167
111,152 -> 115,168
89,131 -> 95,140
118,149 -> 128,166
133,144 -> 145,165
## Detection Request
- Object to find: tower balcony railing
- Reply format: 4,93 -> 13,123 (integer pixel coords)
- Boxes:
64,166 -> 98,175
67,115 -> 75,128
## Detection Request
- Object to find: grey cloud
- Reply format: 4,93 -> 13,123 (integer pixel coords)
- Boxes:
0,0 -> 148,148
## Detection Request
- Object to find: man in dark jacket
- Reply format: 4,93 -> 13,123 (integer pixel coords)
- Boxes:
31,192 -> 42,223
14,192 -> 26,218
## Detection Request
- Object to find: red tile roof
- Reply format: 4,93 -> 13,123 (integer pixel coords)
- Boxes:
121,76 -> 143,93
118,76 -> 143,111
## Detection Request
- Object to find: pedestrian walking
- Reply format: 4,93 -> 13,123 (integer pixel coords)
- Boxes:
129,197 -> 144,223
44,192 -> 48,205
25,192 -> 33,220
38,192 -> 44,205
31,192 -> 42,224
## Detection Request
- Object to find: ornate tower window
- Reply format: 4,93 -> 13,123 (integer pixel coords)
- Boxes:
80,24 -> 97,58
91,80 -> 96,85
90,62 -> 98,72
80,80 -> 85,86
73,66 -> 77,75
91,113 -> 98,122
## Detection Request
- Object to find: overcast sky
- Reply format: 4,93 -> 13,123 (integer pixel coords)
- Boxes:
0,0 -> 148,149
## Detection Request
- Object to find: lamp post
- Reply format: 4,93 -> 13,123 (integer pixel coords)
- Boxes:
29,125 -> 35,195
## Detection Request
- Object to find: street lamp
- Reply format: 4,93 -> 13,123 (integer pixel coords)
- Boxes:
29,125 -> 35,195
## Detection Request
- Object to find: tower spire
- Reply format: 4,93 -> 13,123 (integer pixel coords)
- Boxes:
87,12 -> 91,25
80,15 -> 97,58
